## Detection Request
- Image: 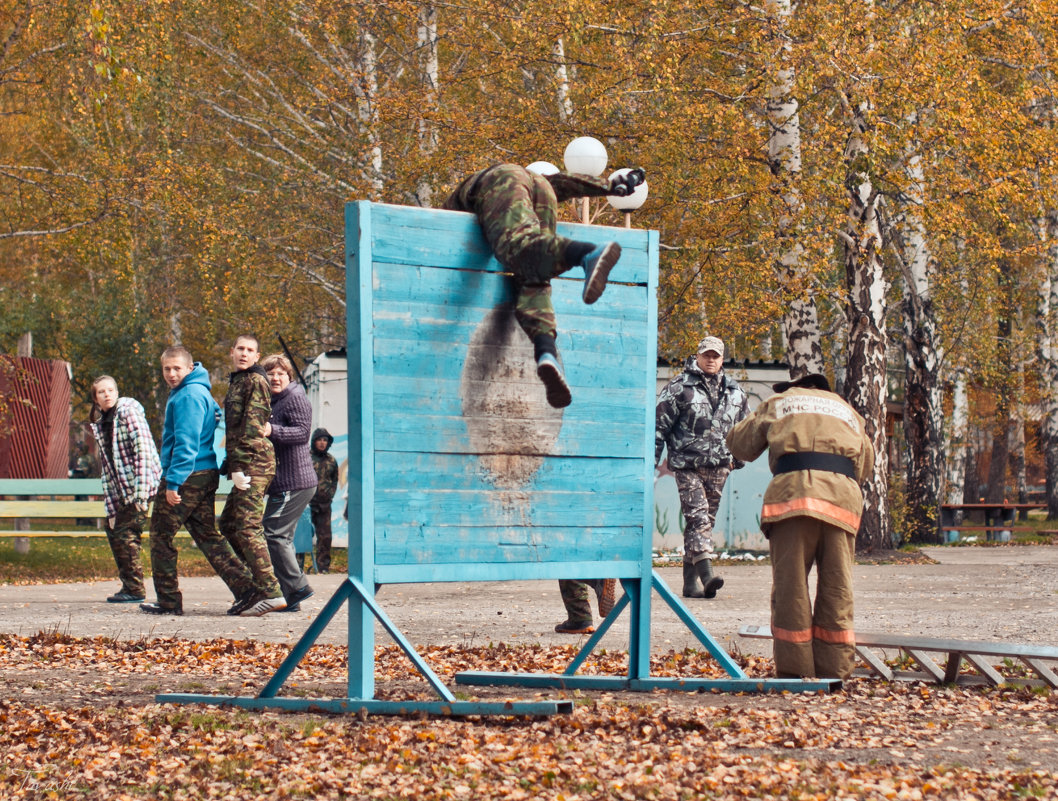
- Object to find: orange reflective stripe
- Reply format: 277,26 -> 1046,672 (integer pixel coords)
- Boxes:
812,626 -> 855,644
772,624 -> 813,644
761,497 -> 861,530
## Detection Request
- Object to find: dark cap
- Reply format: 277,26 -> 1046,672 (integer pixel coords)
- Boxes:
772,373 -> 831,394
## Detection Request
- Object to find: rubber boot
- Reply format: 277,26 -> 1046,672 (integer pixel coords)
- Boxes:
695,559 -> 724,599
683,562 -> 704,598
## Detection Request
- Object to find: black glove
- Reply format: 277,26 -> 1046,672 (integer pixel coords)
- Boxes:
608,168 -> 645,197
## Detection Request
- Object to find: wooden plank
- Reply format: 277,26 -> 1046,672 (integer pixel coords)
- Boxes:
375,525 -> 641,566
855,646 -> 894,681
0,479 -> 104,495
366,203 -> 652,285
0,500 -> 106,517
964,654 -> 1005,685
375,559 -> 642,584
1022,658 -> 1058,689
942,652 -> 964,684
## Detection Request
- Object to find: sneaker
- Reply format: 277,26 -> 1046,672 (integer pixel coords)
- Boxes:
703,576 -> 725,599
107,591 -> 145,603
581,242 -> 621,304
140,602 -> 183,616
285,585 -> 314,607
278,602 -> 301,613
227,592 -> 260,616
241,595 -> 288,617
536,353 -> 572,409
594,579 -> 616,619
554,619 -> 595,634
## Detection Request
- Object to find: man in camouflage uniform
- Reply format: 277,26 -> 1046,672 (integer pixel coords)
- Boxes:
443,163 -> 644,408
141,346 -> 259,616
656,336 -> 749,600
308,427 -> 338,573
218,334 -> 287,616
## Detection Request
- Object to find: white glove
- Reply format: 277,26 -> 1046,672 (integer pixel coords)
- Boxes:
107,516 -> 116,528
135,502 -> 148,512
231,471 -> 251,491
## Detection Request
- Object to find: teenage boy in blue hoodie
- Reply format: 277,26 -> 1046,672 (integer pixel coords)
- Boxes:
141,346 -> 259,615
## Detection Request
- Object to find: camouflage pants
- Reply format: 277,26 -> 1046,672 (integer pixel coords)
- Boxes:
769,517 -> 856,680
473,165 -> 575,341
219,473 -> 281,599
558,578 -> 611,624
149,470 -> 256,609
106,502 -> 146,597
309,502 -> 332,572
673,466 -> 731,562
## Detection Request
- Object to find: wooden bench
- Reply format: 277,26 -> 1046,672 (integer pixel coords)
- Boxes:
940,502 -> 1047,542
740,624 -> 1058,688
0,478 -> 231,538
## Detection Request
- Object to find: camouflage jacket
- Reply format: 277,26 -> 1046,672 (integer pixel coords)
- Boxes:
443,165 -> 614,212
224,365 -> 275,478
310,427 -> 338,505
655,358 -> 749,470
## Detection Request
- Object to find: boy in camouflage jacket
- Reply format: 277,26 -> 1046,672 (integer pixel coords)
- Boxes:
443,163 -> 643,408
218,335 -> 286,616
655,336 -> 749,600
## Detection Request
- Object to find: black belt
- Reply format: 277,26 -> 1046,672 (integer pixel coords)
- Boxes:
773,452 -> 856,479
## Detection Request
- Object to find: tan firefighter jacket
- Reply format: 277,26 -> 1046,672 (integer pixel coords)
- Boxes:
726,388 -> 875,535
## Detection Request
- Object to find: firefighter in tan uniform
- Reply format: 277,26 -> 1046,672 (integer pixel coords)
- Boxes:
726,374 -> 874,680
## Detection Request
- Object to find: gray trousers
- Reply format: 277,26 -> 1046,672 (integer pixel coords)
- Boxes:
262,487 -> 317,599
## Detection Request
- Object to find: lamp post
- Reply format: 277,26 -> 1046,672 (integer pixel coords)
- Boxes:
563,137 -> 607,224
606,167 -> 649,228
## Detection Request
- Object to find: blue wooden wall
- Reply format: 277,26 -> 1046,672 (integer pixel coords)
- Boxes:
346,201 -> 659,586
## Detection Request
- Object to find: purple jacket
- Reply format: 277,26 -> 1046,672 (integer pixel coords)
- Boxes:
267,382 -> 318,493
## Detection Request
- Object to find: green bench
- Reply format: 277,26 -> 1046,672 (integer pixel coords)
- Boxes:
0,478 -> 231,538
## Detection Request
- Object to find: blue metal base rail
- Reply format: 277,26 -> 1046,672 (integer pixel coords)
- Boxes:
158,572 -> 835,716
456,572 -> 838,695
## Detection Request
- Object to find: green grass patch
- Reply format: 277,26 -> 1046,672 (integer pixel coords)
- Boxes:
0,536 -> 347,584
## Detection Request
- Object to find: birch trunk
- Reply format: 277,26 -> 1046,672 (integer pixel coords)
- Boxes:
842,93 -> 892,552
415,4 -> 439,207
553,38 -> 574,124
765,0 -> 822,379
985,255 -> 1014,505
355,32 -> 383,197
1037,210 -> 1058,518
898,149 -> 944,543
944,370 -> 970,505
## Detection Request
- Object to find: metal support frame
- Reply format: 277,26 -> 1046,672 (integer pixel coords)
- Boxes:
740,625 -> 1058,688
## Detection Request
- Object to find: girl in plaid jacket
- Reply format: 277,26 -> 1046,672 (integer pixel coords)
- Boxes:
89,376 -> 162,603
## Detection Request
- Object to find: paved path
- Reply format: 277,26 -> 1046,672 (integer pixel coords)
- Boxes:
1,546 -> 1056,656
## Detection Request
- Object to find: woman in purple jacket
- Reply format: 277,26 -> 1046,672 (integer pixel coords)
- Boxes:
260,354 -> 317,610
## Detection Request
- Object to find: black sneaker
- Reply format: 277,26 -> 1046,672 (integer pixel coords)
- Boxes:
107,591 -> 145,603
581,242 -> 621,304
286,585 -> 314,607
536,353 -> 572,409
278,602 -> 301,613
554,619 -> 594,634
227,592 -> 260,616
140,602 -> 183,616
593,579 -> 616,618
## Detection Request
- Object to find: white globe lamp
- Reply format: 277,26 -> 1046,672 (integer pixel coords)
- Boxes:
563,137 -> 608,176
526,161 -> 559,176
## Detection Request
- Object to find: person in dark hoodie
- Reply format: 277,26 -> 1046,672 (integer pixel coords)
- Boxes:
308,427 -> 338,573
217,335 -> 286,617
260,353 -> 316,609
141,346 -> 259,616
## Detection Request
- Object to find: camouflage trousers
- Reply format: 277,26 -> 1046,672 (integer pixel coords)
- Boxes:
558,578 -> 610,624
309,502 -> 332,572
673,465 -> 731,563
219,472 -> 282,599
106,502 -> 147,597
769,517 -> 856,680
472,165 -> 575,341
149,470 -> 256,609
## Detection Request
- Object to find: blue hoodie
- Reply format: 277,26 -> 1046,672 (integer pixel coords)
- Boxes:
161,362 -> 222,491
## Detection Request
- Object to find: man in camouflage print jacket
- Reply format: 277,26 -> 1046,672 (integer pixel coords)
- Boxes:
218,334 -> 285,616
655,336 -> 749,600
443,163 -> 644,409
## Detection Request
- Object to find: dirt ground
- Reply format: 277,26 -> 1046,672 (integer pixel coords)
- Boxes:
2,545 -> 1058,775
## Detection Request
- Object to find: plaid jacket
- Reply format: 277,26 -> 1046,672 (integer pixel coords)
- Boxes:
90,397 -> 162,517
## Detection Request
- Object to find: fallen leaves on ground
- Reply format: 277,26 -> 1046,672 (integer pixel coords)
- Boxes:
1,632 -> 1056,799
